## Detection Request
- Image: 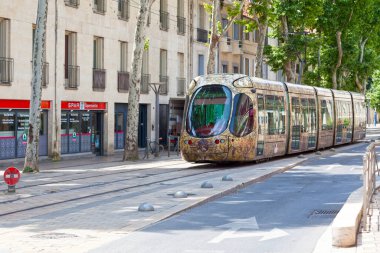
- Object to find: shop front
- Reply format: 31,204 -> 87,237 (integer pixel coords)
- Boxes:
61,101 -> 106,155
0,99 -> 50,160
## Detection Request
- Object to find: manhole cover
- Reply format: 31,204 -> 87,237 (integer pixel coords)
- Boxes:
31,232 -> 78,239
309,209 -> 339,218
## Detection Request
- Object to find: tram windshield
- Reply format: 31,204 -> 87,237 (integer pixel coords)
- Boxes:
186,85 -> 232,137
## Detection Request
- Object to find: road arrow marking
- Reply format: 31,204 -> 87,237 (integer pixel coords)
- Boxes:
208,217 -> 288,243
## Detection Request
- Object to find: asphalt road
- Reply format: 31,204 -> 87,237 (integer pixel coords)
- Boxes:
92,144 -> 366,253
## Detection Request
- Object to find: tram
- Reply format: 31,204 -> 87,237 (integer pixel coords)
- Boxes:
180,74 -> 366,162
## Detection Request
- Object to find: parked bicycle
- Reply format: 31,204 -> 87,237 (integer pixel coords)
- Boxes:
142,137 -> 164,159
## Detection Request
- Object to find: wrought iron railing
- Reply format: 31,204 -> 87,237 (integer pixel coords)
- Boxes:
118,0 -> 129,20
93,0 -> 106,14
65,0 -> 80,7
64,65 -> 80,89
141,74 -> 150,94
93,68 -> 106,90
160,11 -> 169,31
177,16 -> 186,35
0,57 -> 13,84
197,28 -> 208,43
118,71 -> 129,92
177,77 -> 185,96
159,75 -> 168,95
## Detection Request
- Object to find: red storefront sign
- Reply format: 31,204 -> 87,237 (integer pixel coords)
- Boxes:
0,100 -> 51,109
61,101 -> 107,110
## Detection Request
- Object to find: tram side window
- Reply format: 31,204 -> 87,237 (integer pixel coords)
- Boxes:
230,93 -> 254,137
257,94 -> 265,135
301,98 -> 309,133
265,95 -> 285,135
309,99 -> 317,133
321,99 -> 333,130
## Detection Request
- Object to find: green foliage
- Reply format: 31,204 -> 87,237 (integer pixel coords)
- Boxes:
144,38 -> 149,51
23,166 -> 34,173
367,70 -> 380,110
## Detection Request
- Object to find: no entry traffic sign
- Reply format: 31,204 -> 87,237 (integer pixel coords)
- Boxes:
3,167 -> 21,193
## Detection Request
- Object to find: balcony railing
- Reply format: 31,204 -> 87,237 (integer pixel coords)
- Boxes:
141,74 -> 150,94
177,16 -> 186,35
0,57 -> 14,84
160,11 -> 169,31
159,75 -> 168,95
197,28 -> 208,43
93,0 -> 106,14
177,77 -> 185,96
118,0 -> 129,20
118,71 -> 129,92
93,68 -> 106,90
232,40 -> 243,55
64,65 -> 80,89
65,0 -> 80,8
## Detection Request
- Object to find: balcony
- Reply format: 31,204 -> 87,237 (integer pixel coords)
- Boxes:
64,65 -> 80,89
141,74 -> 150,94
177,16 -> 186,35
159,75 -> 168,95
232,40 -> 243,55
118,71 -> 129,92
118,0 -> 129,20
65,0 -> 80,8
93,0 -> 106,14
93,68 -> 106,90
242,40 -> 258,55
160,11 -> 169,31
197,28 -> 208,43
0,57 -> 13,84
177,77 -> 186,96
220,37 -> 232,53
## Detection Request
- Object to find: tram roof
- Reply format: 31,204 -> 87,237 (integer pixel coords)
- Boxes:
249,77 -> 284,92
331,89 -> 351,99
284,82 -> 315,95
350,91 -> 365,101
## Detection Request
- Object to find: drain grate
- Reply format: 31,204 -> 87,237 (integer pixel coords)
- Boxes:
309,209 -> 339,218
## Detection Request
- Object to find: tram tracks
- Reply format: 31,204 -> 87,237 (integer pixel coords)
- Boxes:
0,163 -> 220,218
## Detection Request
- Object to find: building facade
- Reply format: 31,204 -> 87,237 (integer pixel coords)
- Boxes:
0,0 -> 279,160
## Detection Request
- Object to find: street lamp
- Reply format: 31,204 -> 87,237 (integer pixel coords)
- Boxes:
149,82 -> 164,157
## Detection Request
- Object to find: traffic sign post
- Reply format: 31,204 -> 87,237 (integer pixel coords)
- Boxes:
3,167 -> 21,193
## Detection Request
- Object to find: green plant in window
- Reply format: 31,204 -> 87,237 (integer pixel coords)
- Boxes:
343,118 -> 350,127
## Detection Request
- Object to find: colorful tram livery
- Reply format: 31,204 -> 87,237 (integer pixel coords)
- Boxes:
180,74 -> 366,162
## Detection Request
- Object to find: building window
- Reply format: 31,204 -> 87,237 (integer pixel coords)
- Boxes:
233,23 -> 240,40
64,31 -> 79,89
177,52 -> 185,96
0,18 -> 12,84
93,0 -> 106,14
233,65 -> 239,74
141,49 -> 150,94
222,64 -> 228,73
177,0 -> 185,35
197,5 -> 208,43
93,36 -> 105,90
198,54 -> 205,76
160,0 -> 169,31
159,49 -> 168,95
118,0 -> 129,20
118,41 -> 129,92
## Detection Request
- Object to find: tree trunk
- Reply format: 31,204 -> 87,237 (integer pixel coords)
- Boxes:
123,0 -> 153,161
280,15 -> 295,82
53,0 -> 60,161
255,22 -> 267,78
355,37 -> 368,94
24,0 -> 48,173
332,31 -> 342,90
206,0 -> 220,74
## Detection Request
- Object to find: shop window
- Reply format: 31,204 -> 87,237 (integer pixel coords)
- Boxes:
229,93 -> 254,137
0,112 -> 15,136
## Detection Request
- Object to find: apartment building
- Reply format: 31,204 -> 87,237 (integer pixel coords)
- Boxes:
0,0 -> 188,159
0,0 -> 280,160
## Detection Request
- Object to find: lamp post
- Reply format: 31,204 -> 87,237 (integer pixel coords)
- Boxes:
149,82 -> 164,157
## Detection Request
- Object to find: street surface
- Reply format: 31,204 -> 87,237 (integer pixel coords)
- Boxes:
91,145 -> 366,253
0,128 -> 378,253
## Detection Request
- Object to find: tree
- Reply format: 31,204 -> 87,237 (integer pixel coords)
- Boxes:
123,0 -> 155,161
205,0 -> 243,74
24,0 -> 49,173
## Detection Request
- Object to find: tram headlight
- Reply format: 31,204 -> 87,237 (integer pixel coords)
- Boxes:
215,139 -> 220,144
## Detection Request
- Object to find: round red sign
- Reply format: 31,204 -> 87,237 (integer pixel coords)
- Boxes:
3,167 -> 21,186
